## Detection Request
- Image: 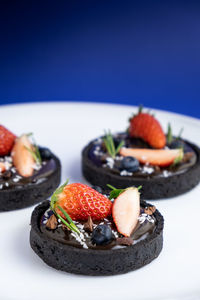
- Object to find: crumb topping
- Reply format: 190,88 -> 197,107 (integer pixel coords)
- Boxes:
46,214 -> 58,230
42,205 -> 156,249
144,206 -> 156,215
138,213 -> 155,224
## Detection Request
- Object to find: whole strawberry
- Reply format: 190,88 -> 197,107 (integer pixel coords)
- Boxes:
53,183 -> 112,221
129,112 -> 166,149
0,125 -> 16,156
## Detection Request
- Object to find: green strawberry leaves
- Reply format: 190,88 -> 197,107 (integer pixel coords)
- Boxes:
107,184 -> 142,200
50,180 -> 80,235
50,179 -> 69,211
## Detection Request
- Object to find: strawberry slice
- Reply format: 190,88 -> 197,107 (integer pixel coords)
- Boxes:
129,112 -> 166,149
112,188 -> 140,237
54,183 -> 112,221
11,135 -> 35,177
120,147 -> 183,167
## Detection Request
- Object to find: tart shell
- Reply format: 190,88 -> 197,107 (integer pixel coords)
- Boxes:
0,151 -> 61,211
82,138 -> 200,199
30,200 -> 164,276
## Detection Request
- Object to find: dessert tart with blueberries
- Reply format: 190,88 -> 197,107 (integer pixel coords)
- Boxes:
0,125 -> 61,211
30,181 -> 164,276
82,107 -> 200,199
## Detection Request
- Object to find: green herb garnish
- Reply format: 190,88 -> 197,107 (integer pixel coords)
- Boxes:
26,132 -> 33,137
56,206 -> 80,234
107,184 -> 142,200
50,180 -> 69,210
167,124 -> 184,144
103,130 -> 124,159
177,127 -> 184,139
167,123 -> 173,144
138,104 -> 143,114
172,149 -> 184,166
25,133 -> 42,164
50,180 -> 80,235
25,146 -> 42,164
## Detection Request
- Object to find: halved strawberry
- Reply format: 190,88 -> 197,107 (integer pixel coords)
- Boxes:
54,183 -> 112,221
120,147 -> 183,167
0,162 -> 6,173
11,135 -> 35,177
129,112 -> 166,149
0,125 -> 16,156
112,187 -> 140,237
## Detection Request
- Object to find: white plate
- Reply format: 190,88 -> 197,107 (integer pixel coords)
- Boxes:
0,102 -> 200,300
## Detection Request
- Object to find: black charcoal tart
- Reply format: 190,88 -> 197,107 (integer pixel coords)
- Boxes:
30,200 -> 164,276
82,139 -> 200,200
0,149 -> 61,211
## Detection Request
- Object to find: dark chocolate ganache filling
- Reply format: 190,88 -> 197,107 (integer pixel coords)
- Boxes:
88,133 -> 197,179
40,208 -> 156,250
0,149 -> 57,190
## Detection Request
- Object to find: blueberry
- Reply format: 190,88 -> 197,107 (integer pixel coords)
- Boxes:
39,147 -> 52,159
169,140 -> 192,153
120,156 -> 139,172
92,186 -> 103,194
169,140 -> 184,149
91,225 -> 113,245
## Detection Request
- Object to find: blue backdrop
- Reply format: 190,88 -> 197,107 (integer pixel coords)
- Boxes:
0,0 -> 200,118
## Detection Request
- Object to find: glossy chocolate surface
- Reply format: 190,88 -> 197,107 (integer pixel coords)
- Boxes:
0,152 -> 57,190
40,208 -> 156,250
88,133 -> 197,179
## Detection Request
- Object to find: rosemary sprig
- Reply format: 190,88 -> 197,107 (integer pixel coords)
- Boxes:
25,146 -> 42,164
24,133 -> 42,164
31,135 -> 42,164
138,104 -> 143,114
50,180 -> 80,234
26,132 -> 33,137
103,130 -> 124,159
167,123 -> 173,144
57,206 -> 80,234
107,184 -> 142,200
167,124 -> 184,144
177,127 -> 184,139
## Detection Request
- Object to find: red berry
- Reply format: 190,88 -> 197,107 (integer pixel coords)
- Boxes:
11,135 -> 35,177
0,125 -> 16,156
129,113 -> 166,149
55,183 -> 112,221
112,188 -> 140,237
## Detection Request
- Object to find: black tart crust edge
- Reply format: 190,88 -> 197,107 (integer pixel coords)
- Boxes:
30,200 -> 164,276
82,138 -> 200,200
0,151 -> 61,212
